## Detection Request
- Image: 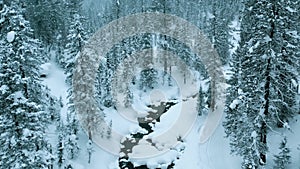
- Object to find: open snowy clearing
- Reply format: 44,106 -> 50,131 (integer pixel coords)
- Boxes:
42,59 -> 300,169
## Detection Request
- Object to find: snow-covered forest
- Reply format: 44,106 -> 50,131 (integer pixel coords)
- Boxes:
0,0 -> 299,169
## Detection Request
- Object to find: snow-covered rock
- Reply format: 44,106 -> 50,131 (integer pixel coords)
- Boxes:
251,131 -> 257,138
7,31 -> 16,43
283,122 -> 290,129
286,6 -> 296,13
0,85 -> 9,94
229,99 -> 240,110
40,62 -> 52,77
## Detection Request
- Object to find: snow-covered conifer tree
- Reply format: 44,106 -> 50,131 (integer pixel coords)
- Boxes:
63,0 -> 87,161
224,0 -> 299,168
273,137 -> 291,169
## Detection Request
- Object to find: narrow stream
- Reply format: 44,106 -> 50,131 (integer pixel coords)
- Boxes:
119,101 -> 178,169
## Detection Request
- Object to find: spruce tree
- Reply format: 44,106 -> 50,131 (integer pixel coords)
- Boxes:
64,12 -> 87,86
206,0 -> 231,65
56,121 -> 65,168
139,68 -> 158,91
124,86 -> 133,108
63,0 -> 87,161
224,0 -> 299,168
65,110 -> 80,160
197,86 -> 206,116
64,0 -> 87,85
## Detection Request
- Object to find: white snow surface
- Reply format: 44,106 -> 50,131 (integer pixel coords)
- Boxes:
40,62 -> 52,76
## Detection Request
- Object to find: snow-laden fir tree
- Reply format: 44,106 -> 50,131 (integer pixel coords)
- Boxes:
139,68 -> 158,91
64,0 -> 87,86
0,1 -> 53,168
197,86 -> 206,116
63,0 -> 87,161
205,0 -> 231,65
273,137 -> 291,169
95,60 -> 113,107
56,121 -> 65,168
124,86 -> 133,108
47,92 -> 61,122
224,0 -> 299,168
65,109 -> 80,160
64,13 -> 87,85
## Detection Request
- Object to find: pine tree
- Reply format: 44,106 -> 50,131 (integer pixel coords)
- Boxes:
64,13 -> 87,85
197,86 -> 206,116
63,0 -> 87,161
48,94 -> 61,121
56,120 -> 65,168
224,0 -> 299,168
124,86 -> 133,108
0,1 -> 52,168
65,110 -> 80,160
272,0 -> 300,126
206,0 -> 231,65
273,137 -> 291,169
95,60 -> 112,107
64,0 -> 87,85
106,120 -> 112,139
139,68 -> 158,91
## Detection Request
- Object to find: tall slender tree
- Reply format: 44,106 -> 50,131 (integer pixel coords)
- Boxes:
64,0 -> 87,162
64,13 -> 87,86
224,0 -> 299,168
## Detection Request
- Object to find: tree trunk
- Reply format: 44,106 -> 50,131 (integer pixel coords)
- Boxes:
260,1 -> 276,164
260,57 -> 271,165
